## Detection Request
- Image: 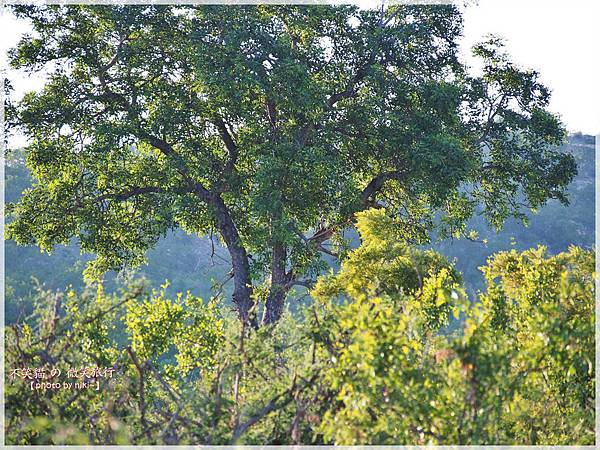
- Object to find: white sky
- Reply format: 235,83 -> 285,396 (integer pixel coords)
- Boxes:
461,0 -> 599,135
1,0 -> 599,136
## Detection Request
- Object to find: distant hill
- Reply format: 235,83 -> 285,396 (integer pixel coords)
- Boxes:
435,132 -> 595,296
5,134 -> 595,322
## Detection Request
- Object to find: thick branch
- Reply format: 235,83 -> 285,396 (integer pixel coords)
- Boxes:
262,243 -> 291,325
206,192 -> 255,325
327,52 -> 377,108
265,97 -> 277,129
135,134 -> 254,324
303,170 -> 404,247
360,170 -> 405,204
213,117 -> 239,175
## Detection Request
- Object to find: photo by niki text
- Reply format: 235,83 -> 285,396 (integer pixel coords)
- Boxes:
9,366 -> 117,391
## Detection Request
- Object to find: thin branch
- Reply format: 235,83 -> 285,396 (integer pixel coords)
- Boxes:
230,374 -> 318,443
285,279 -> 315,290
94,186 -> 163,203
125,346 -> 152,441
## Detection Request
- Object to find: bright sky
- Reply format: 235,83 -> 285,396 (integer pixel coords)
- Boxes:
1,0 -> 599,136
461,0 -> 599,135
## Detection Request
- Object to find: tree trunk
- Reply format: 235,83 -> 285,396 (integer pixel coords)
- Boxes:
262,243 -> 290,325
210,194 -> 254,325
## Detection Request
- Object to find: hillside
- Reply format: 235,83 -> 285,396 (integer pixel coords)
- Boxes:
436,132 -> 595,296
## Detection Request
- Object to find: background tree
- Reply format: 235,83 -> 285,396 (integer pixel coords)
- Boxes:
6,4 -> 576,325
5,135 -> 594,324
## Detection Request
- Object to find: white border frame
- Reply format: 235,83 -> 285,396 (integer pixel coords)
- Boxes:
0,1 -> 596,448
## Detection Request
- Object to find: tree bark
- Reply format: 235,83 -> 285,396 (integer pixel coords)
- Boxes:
209,193 -> 255,325
262,243 -> 290,325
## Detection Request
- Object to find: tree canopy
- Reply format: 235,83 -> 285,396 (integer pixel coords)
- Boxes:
6,4 -> 576,325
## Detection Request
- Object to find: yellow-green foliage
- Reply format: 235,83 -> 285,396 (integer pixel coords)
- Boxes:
311,212 -> 594,444
312,209 -> 467,444
4,227 -> 594,445
457,245 -> 595,444
125,282 -> 224,375
314,209 -> 464,329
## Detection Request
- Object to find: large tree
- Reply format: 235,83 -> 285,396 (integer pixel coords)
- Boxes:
6,4 -> 575,325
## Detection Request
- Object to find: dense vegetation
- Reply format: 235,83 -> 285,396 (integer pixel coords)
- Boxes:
5,211 -> 595,444
4,3 -> 595,445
